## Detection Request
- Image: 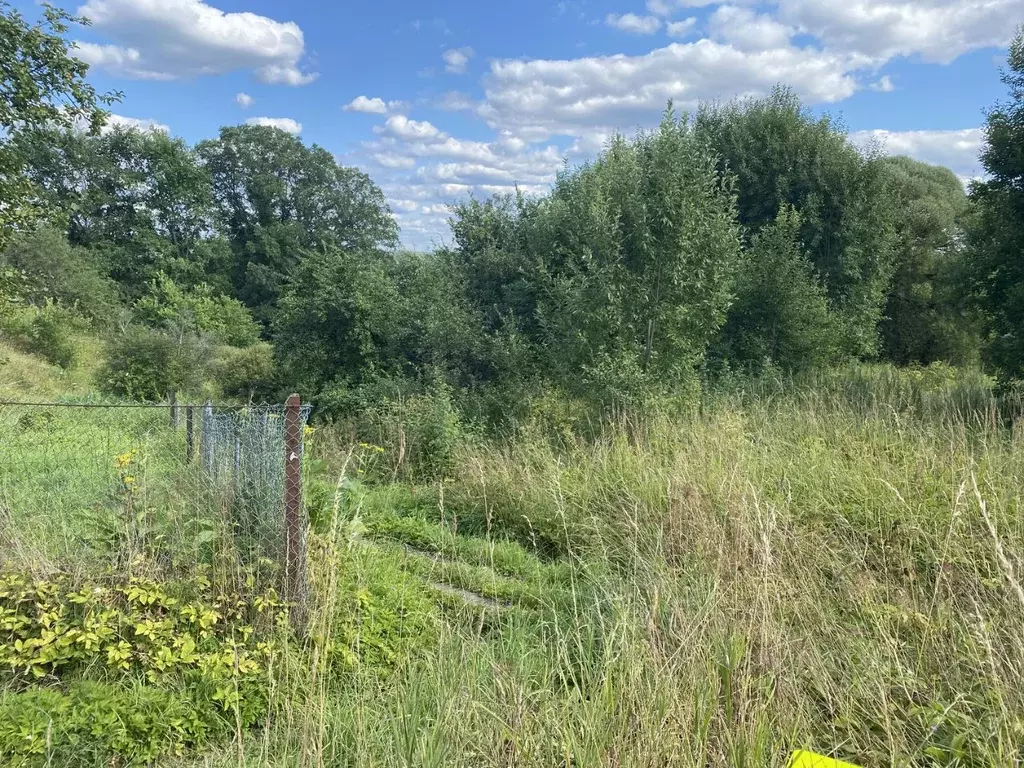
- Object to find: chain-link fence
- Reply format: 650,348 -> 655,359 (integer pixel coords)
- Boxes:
0,398 -> 310,614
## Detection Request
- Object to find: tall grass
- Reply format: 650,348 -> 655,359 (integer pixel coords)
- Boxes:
185,366 -> 1024,767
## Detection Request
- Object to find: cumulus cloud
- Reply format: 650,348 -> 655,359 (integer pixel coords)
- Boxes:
245,116 -> 302,134
481,41 -> 867,139
849,127 -> 984,181
442,47 -> 474,74
606,13 -> 662,34
101,113 -> 170,134
707,6 -> 793,50
774,0 -> 1020,64
666,18 -> 697,37
235,92 -> 253,108
373,153 -> 417,169
344,96 -> 406,114
374,115 -> 447,141
74,0 -> 317,84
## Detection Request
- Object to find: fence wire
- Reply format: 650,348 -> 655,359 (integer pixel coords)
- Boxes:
0,401 -> 309,597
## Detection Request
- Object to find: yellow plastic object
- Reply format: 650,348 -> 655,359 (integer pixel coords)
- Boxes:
788,750 -> 862,768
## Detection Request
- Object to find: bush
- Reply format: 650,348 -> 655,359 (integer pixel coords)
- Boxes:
0,227 -> 118,321
134,273 -> 261,348
98,325 -> 208,401
211,342 -> 278,400
0,301 -> 79,368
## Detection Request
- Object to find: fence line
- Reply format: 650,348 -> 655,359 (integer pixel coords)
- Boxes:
0,395 -> 311,627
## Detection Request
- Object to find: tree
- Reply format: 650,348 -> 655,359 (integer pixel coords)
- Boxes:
715,207 -> 839,372
964,26 -> 1024,379
695,88 -> 897,357
878,156 -> 975,366
0,225 -> 117,319
0,2 -> 116,244
197,125 -> 398,321
534,111 -> 741,404
15,126 -> 222,294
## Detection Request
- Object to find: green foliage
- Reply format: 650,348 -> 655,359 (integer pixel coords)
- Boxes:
134,273 -> 260,347
211,342 -> 278,400
0,227 -> 118,320
715,206 -> 839,372
0,2 -> 116,246
878,156 -> 975,365
695,88 -> 897,357
0,571 -> 284,766
0,301 -> 79,368
197,125 -> 398,321
15,127 -> 218,294
964,26 -> 1024,379
98,325 -> 208,401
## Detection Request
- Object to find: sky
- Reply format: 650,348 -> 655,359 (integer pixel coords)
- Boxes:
16,0 -> 1020,248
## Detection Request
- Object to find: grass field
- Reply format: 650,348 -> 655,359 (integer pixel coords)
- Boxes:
2,349 -> 1024,766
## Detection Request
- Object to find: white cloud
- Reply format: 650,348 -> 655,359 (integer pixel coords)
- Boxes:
245,116 -> 302,134
849,128 -> 984,181
437,91 -> 476,111
482,41 -> 868,139
235,92 -> 253,108
870,74 -> 895,91
707,6 -> 793,50
606,13 -> 662,34
373,153 -> 417,169
101,113 -> 170,134
775,0 -> 1020,64
666,18 -> 697,37
374,115 -> 448,141
442,47 -> 474,74
344,96 -> 406,115
74,0 -> 317,84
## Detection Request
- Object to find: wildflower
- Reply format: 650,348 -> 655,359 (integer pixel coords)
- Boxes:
114,450 -> 136,469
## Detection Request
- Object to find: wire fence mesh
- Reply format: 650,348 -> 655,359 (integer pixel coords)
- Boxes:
0,400 -> 310,606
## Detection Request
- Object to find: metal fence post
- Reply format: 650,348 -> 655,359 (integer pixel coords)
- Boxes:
185,406 -> 194,463
169,391 -> 178,429
283,393 -> 307,631
202,401 -> 214,473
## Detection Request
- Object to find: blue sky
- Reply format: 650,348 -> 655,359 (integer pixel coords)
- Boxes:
17,0 -> 1019,247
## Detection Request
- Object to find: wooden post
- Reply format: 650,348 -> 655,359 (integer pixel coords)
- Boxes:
185,406 -> 194,463
169,391 -> 178,429
202,401 -> 214,472
283,393 -> 307,631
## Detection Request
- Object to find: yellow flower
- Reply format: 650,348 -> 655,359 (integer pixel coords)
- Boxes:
122,475 -> 136,485
303,425 -> 316,437
114,451 -> 135,469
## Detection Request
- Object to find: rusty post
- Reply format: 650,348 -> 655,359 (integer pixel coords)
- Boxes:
283,393 -> 307,631
169,391 -> 178,429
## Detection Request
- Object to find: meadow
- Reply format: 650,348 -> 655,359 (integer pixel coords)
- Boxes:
3,346 -> 1023,767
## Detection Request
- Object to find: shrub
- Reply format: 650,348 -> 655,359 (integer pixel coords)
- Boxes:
134,273 -> 261,348
211,342 -> 278,400
0,301 -> 79,368
98,325 -> 208,401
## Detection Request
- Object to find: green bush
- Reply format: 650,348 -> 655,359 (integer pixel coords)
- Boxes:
98,325 -> 208,401
0,301 -> 79,368
134,273 -> 261,348
211,342 -> 277,400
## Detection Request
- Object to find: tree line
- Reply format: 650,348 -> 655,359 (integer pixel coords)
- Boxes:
1,5 -> 1022,427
